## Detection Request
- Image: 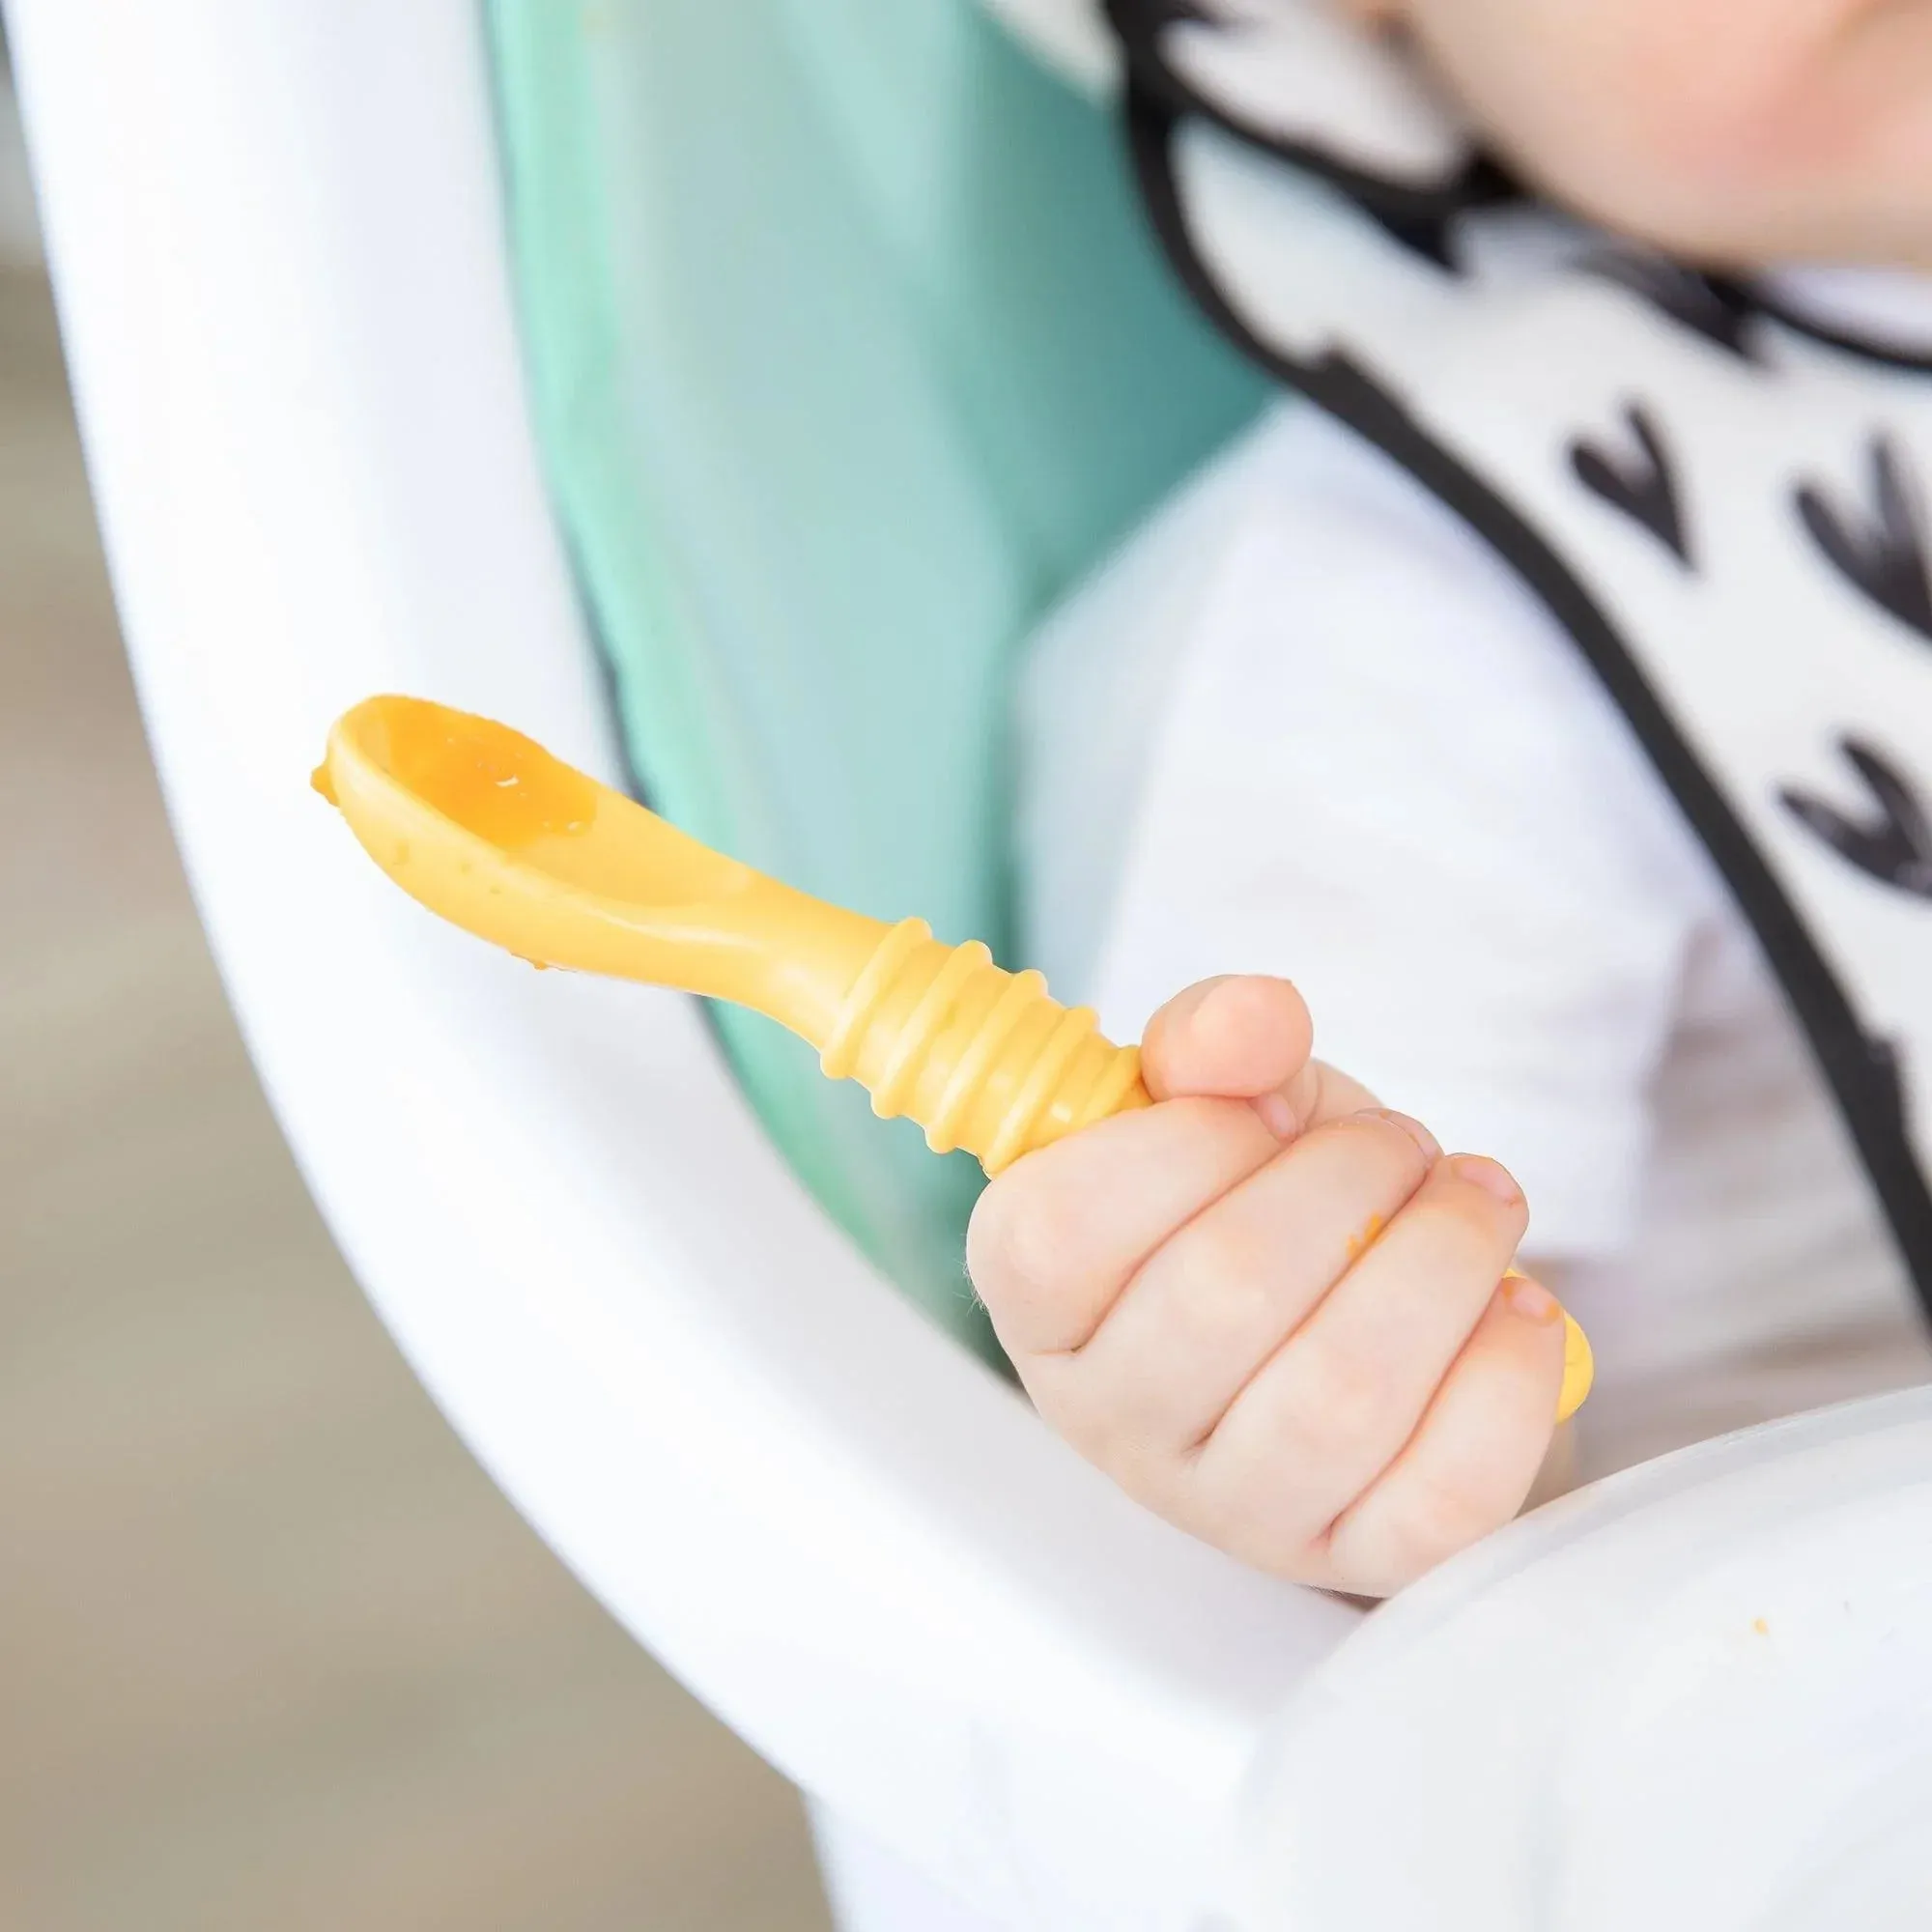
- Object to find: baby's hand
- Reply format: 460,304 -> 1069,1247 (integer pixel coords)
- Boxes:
967,977 -> 1569,1597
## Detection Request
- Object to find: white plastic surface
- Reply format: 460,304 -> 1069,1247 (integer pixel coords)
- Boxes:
1238,1385 -> 1932,1931
4,4 -> 1358,1926
812,1801 -> 1010,1932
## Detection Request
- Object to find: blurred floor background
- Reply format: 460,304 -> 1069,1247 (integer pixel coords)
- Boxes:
0,52 -> 832,1932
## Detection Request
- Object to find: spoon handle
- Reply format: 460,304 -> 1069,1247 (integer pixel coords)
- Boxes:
818,917 -> 1150,1174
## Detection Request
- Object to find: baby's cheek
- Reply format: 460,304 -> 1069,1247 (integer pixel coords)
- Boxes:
1402,0 -> 1819,250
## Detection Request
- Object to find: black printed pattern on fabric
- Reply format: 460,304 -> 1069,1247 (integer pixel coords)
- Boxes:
1118,77 -> 1932,1309
1782,740 -> 1932,900
1738,281 -> 1932,374
1108,0 -> 1215,29
1584,256 -> 1764,365
1796,438 -> 1932,644
1568,405 -> 1691,565
1102,0 -> 1515,220
1366,205 -> 1465,273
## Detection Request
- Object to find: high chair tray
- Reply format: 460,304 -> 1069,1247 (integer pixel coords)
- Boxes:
1237,1383 -> 1932,1931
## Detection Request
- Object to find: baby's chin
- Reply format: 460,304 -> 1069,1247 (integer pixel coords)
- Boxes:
1400,0 -> 1932,277
979,0 -> 1932,276
1520,151 -> 1932,280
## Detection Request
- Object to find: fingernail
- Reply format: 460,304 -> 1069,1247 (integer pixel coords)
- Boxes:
1503,1272 -> 1593,1417
1179,975 -> 1238,1027
1359,1108 -> 1439,1161
1500,1268 -> 1561,1324
1451,1154 -> 1522,1207
1252,1091 -> 1297,1139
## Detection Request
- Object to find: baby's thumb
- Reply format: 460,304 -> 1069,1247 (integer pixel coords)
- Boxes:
1139,975 -> 1315,1107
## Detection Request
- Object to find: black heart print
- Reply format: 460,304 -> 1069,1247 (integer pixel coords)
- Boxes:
1795,437 -> 1932,643
1781,737 -> 1932,900
1569,403 -> 1690,565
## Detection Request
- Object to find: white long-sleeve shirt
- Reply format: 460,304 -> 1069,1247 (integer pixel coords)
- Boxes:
1016,374 -> 1932,1481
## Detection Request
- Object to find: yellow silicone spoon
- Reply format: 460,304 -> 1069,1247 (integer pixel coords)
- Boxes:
312,694 -> 1149,1176
312,694 -> 1592,1418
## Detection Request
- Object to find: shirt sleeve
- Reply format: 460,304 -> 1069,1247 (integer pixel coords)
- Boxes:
1079,412 -> 1710,1262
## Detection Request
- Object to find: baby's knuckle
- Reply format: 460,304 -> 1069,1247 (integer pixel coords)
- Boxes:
1327,1113 -> 1437,1197
968,1174 -> 1084,1302
1025,1361 -> 1105,1442
1290,1348 -> 1396,1463
1341,1521 -> 1433,1598
1037,1385 -> 1109,1463
1370,1470 -> 1502,1582
1175,1202 -> 1268,1301
1206,1501 -> 1320,1585
1179,1272 -> 1277,1367
1064,1401 -> 1169,1496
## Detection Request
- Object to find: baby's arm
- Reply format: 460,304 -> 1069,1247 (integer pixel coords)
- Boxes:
967,975 -> 1570,1598
1000,399 -> 1708,1593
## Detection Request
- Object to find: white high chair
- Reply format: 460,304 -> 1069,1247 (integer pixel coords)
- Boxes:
15,3 -> 1932,1927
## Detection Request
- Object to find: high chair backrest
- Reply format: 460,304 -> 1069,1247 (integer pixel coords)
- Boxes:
485,0 -> 1262,1350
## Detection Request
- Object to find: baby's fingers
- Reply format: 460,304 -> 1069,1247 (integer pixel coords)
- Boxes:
1322,1278 -> 1568,1597
1141,976 -> 1313,1103
971,977 -> 1343,1360
1141,976 -> 1375,1134
968,1097 -> 1282,1357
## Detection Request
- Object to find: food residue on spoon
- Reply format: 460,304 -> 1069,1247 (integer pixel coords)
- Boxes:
391,713 -> 598,849
329,706 -> 602,850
